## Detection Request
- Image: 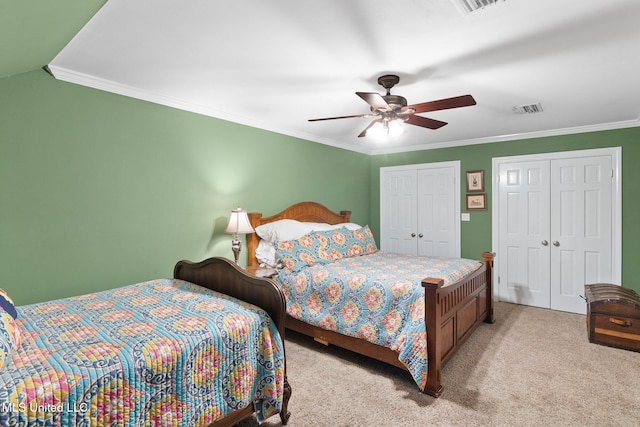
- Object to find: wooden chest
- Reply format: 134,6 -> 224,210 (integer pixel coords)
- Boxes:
584,284 -> 640,353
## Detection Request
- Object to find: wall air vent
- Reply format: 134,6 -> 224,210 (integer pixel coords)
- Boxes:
451,0 -> 506,14
513,103 -> 544,114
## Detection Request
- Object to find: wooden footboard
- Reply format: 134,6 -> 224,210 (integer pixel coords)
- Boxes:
174,257 -> 292,425
422,252 -> 495,397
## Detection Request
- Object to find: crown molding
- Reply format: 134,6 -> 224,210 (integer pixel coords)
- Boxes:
47,65 -> 639,157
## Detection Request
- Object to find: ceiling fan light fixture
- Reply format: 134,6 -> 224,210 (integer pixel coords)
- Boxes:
309,74 -> 476,138
367,118 -> 405,139
366,121 -> 385,138
388,119 -> 406,138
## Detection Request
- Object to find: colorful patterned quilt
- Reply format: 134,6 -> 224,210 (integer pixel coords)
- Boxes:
276,251 -> 481,391
0,279 -> 285,426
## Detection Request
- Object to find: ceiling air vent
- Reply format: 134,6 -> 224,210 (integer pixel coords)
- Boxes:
451,0 -> 506,14
513,103 -> 544,114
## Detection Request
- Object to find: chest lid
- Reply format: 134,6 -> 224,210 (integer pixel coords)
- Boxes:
585,283 -> 640,315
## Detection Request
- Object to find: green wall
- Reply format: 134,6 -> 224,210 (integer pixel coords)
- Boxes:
0,69 -> 371,305
370,128 -> 640,293
2,69 -> 638,305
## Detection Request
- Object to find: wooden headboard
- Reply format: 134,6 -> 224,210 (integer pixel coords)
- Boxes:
246,201 -> 352,267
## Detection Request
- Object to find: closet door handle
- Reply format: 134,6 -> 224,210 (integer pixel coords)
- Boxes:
411,233 -> 416,238
541,240 -> 548,246
418,233 -> 424,238
553,241 -> 560,247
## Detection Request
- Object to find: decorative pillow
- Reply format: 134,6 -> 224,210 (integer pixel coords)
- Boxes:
275,232 -> 331,273
314,226 -> 378,260
0,289 -> 17,319
275,226 -> 378,273
0,308 -> 21,370
313,228 -> 353,260
352,225 -> 378,255
255,220 -> 366,267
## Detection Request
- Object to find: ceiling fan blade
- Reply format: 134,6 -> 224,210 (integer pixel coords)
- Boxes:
308,113 -> 372,122
404,95 -> 476,114
356,92 -> 390,111
405,115 -> 448,130
358,119 -> 379,138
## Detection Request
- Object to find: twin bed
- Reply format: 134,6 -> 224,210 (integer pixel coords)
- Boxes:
0,257 -> 291,426
247,201 -> 494,397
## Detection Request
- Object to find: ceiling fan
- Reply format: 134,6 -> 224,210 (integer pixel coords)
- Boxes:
308,74 -> 476,138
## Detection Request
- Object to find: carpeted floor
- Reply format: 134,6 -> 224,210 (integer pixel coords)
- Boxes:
239,301 -> 640,427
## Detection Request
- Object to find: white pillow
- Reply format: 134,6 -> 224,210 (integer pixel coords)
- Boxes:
331,222 -> 361,231
255,219 -> 363,242
256,240 -> 278,267
255,219 -> 324,242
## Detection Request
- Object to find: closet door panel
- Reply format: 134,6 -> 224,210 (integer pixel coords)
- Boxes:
417,167 -> 457,257
496,149 -> 618,314
381,170 -> 418,255
498,161 -> 551,308
550,156 -> 612,313
381,162 -> 460,258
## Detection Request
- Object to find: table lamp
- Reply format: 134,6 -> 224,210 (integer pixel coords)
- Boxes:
224,207 -> 255,263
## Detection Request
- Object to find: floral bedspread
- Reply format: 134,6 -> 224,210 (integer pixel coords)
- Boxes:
0,279 -> 285,426
276,251 -> 481,391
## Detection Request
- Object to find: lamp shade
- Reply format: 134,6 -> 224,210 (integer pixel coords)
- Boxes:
366,118 -> 405,138
225,208 -> 255,235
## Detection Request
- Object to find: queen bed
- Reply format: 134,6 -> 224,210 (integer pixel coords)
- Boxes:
0,257 -> 291,426
247,201 -> 494,397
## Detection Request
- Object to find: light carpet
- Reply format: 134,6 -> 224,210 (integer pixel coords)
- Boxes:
239,301 -> 640,427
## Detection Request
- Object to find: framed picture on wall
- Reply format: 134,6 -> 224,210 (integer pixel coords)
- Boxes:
466,170 -> 484,192
466,194 -> 487,210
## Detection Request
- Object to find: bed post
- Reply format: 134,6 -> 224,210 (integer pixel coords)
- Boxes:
422,277 -> 445,397
482,252 -> 495,324
246,212 -> 263,267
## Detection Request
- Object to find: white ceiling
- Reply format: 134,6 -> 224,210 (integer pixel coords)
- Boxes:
48,0 -> 640,155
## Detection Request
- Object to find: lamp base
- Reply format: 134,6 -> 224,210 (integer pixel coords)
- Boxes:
231,238 -> 242,264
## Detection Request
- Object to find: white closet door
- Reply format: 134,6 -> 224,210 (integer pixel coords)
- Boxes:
380,169 -> 418,255
495,150 -> 617,315
498,160 -> 551,308
380,162 -> 460,257
417,167 -> 458,257
550,156 -> 612,314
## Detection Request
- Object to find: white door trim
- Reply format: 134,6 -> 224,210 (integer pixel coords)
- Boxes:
380,160 -> 461,258
491,147 -> 622,300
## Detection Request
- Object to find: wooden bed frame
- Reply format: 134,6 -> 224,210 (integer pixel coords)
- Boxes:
246,201 -> 495,397
174,256 -> 291,426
